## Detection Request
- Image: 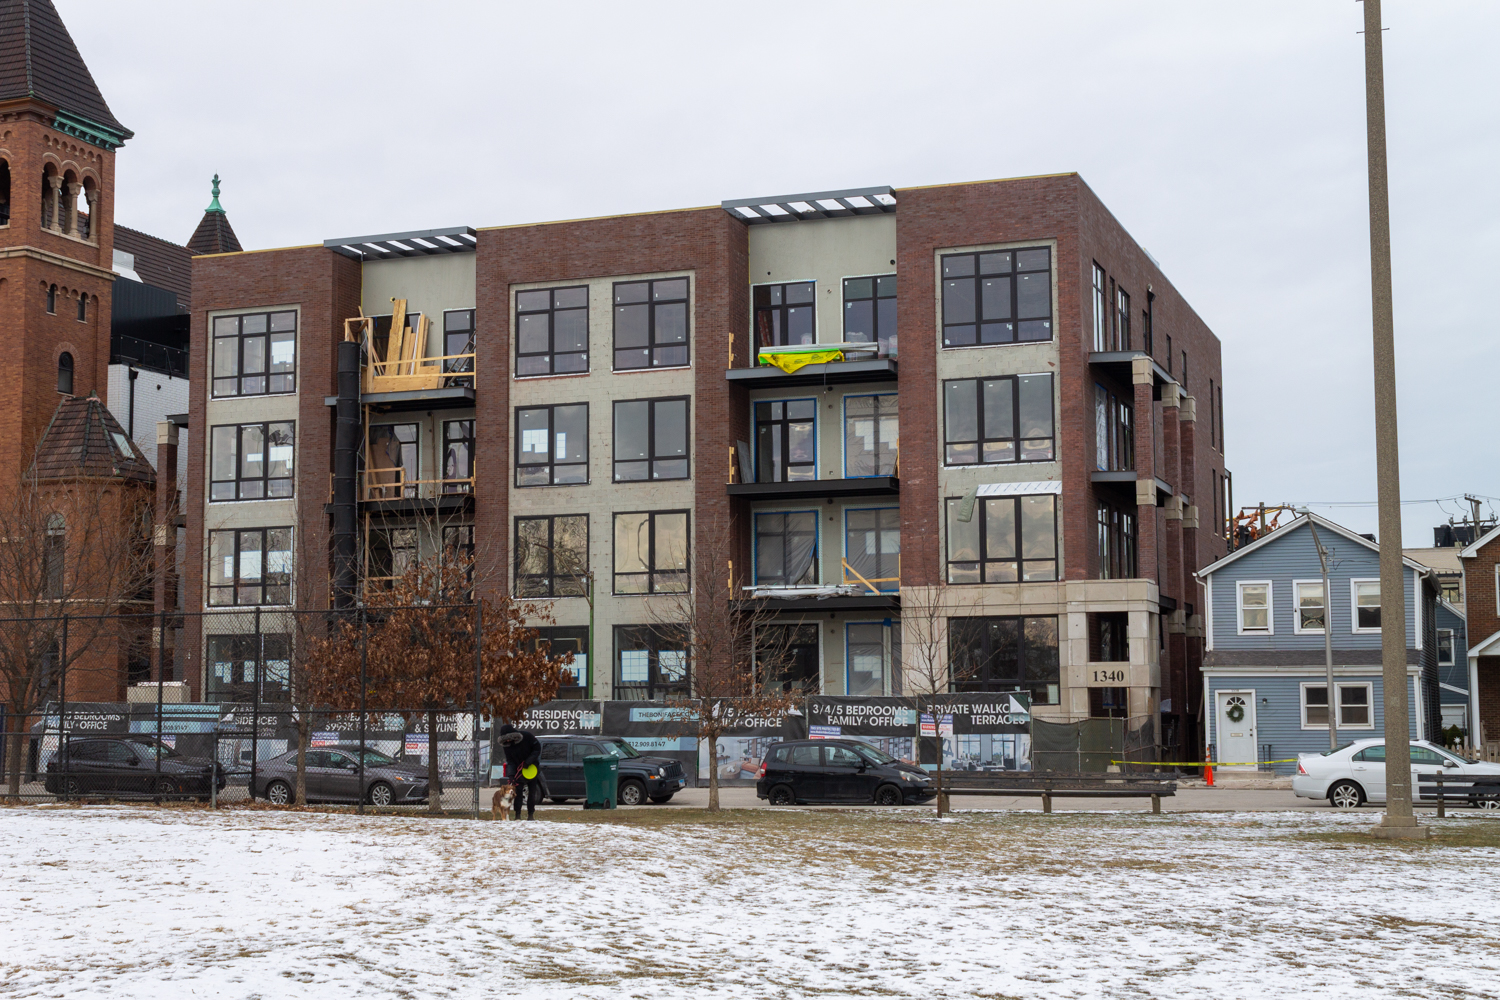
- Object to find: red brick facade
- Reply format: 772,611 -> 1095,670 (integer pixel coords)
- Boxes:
1459,531 -> 1500,741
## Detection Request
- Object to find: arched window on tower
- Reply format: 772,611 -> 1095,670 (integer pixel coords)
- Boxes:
46,284 -> 57,314
77,294 -> 87,322
0,158 -> 10,225
57,352 -> 73,395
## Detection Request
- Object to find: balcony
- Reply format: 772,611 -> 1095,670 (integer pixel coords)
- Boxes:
726,475 -> 898,501
727,343 -> 897,390
1091,470 -> 1173,505
326,302 -> 478,412
324,469 -> 475,518
1088,351 -> 1174,399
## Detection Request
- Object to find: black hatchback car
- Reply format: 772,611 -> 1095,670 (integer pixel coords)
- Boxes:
756,739 -> 935,806
534,736 -> 688,806
45,737 -> 224,799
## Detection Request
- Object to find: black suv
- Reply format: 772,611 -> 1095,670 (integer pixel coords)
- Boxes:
44,737 -> 225,799
756,739 -> 934,806
535,736 -> 688,806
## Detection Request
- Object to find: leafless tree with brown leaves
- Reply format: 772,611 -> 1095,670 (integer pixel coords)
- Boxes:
645,511 -> 804,812
0,471 -> 155,798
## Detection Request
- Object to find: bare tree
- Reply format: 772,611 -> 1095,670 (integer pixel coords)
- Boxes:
0,469 -> 155,797
898,583 -> 978,818
645,511 -> 802,812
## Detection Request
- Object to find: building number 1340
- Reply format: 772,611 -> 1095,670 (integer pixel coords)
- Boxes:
1091,668 -> 1126,684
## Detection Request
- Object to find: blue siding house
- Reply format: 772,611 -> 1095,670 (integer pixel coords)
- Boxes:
1196,514 -> 1440,775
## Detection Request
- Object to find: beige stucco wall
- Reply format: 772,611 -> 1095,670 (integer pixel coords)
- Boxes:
361,254 -> 477,358
747,215 -> 897,343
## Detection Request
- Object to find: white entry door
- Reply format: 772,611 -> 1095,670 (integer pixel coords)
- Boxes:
1215,691 -> 1257,770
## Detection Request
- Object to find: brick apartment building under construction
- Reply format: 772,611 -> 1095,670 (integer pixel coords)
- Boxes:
178,175 -> 1232,760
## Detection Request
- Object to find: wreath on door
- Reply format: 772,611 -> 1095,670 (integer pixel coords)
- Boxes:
1225,696 -> 1246,723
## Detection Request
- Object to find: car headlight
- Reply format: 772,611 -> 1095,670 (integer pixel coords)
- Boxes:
903,772 -> 929,782
655,767 -> 666,778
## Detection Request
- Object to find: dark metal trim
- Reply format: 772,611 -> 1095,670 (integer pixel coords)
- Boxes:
725,357 -> 897,389
323,227 -> 478,260
727,477 -> 899,500
723,186 -> 897,224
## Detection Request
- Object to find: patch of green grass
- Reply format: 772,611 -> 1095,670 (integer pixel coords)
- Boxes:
1287,818 -> 1500,850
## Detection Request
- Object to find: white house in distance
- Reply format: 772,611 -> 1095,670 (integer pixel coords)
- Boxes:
1195,514 -> 1440,774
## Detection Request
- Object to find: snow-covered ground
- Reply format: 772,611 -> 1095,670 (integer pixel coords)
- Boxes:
2,806 -> 1496,999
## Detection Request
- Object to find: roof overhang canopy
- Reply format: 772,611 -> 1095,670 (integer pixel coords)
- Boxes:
723,186 -> 897,224
324,226 -> 477,261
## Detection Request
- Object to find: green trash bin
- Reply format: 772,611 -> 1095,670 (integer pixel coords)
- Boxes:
582,754 -> 618,810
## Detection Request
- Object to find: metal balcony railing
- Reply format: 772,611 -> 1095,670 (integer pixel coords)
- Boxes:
361,469 -> 475,503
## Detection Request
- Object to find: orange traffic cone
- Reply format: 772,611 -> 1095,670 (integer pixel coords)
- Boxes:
1205,764 -> 1214,787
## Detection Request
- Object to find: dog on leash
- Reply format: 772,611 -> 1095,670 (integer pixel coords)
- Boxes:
491,784 -> 517,820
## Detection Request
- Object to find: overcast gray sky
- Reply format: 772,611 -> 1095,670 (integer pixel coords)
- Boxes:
66,0 -> 1499,547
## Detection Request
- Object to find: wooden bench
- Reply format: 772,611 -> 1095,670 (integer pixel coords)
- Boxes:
937,771 -> 1179,813
1416,770 -> 1500,818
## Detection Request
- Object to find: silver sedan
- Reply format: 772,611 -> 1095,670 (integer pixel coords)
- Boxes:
1293,739 -> 1500,809
251,745 -> 432,806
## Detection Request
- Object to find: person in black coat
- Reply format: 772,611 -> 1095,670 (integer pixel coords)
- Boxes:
498,723 -> 542,820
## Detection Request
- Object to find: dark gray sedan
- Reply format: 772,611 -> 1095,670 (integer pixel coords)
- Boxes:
251,745 -> 432,806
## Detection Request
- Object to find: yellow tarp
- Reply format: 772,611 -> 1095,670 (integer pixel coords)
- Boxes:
761,349 -> 844,373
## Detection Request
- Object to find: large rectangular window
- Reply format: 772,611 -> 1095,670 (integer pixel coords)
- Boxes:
753,281 -> 815,348
1302,682 -> 1373,729
1294,581 -> 1326,633
1092,263 -> 1107,352
613,397 -> 688,482
754,511 -> 818,587
515,287 -> 587,376
1353,580 -> 1381,632
442,419 -> 474,492
1438,628 -> 1455,667
532,627 -> 588,695
613,510 -> 689,594
842,274 -> 896,356
1115,288 -> 1131,350
206,633 -> 291,703
613,277 -> 689,370
209,422 -> 294,501
754,399 -> 816,483
942,247 -> 1051,347
614,625 -> 688,701
1238,582 -> 1271,633
844,394 -> 898,477
212,311 -> 296,397
847,621 -> 901,697
1096,501 -> 1136,579
1094,384 -> 1134,472
207,527 -> 291,606
516,403 -> 588,486
515,514 -> 588,598
366,526 -> 417,589
944,374 -> 1053,466
949,616 -> 1060,705
442,308 -> 476,383
368,423 -> 417,499
757,623 -> 821,693
946,495 -> 1058,584
844,508 -> 900,592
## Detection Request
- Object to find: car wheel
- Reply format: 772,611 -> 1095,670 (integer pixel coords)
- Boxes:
768,784 -> 796,806
156,779 -> 179,797
1328,781 -> 1364,809
62,776 -> 82,797
649,794 -> 675,804
618,779 -> 646,806
1474,795 -> 1500,811
368,782 -> 396,807
265,780 -> 292,806
874,784 -> 904,807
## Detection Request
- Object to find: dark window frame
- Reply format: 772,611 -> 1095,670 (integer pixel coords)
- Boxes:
754,397 -> 817,483
442,419 -> 475,492
209,421 -> 295,502
367,422 -> 418,499
46,283 -> 56,314
1115,287 -> 1131,350
1096,501 -> 1137,580
56,352 -> 73,395
842,273 -> 897,357
211,310 -> 298,398
941,246 -> 1053,348
442,308 -> 476,381
943,373 -> 1055,466
532,626 -> 589,695
515,286 -> 588,376
1094,382 -> 1134,472
612,396 -> 690,482
945,494 -> 1058,584
843,392 -> 899,478
205,632 -> 292,703
612,277 -> 690,371
844,506 -> 901,592
947,615 -> 1060,705
207,526 -> 293,607
613,509 -> 690,595
753,510 -> 819,587
76,293 -> 87,322
753,280 -> 817,349
613,624 -> 690,701
514,513 -> 589,598
515,402 -> 589,487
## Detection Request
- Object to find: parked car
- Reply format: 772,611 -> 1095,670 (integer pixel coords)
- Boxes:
533,736 -> 688,806
44,738 -> 224,799
756,739 -> 935,806
251,745 -> 432,806
1293,739 -> 1500,809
